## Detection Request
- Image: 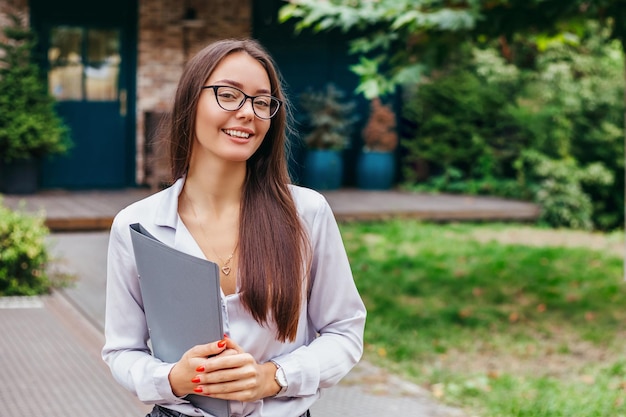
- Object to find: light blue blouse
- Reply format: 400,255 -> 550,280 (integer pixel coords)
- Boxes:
102,178 -> 366,417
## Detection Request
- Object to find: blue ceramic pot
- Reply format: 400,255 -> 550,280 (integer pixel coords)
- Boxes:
356,151 -> 395,190
303,150 -> 343,190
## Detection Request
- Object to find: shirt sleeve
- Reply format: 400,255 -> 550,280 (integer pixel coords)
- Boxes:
101,212 -> 188,406
273,194 -> 367,397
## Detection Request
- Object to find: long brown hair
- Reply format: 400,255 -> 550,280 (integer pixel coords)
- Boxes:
168,39 -> 310,342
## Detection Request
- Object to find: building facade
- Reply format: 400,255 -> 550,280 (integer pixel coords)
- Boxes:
0,0 -> 363,190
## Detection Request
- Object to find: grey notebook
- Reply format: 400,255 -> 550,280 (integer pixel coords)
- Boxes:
129,223 -> 230,417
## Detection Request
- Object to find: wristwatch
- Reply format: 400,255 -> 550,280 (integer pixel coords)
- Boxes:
272,362 -> 288,395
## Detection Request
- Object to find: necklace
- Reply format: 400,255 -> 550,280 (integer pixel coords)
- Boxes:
212,246 -> 237,276
183,190 -> 238,276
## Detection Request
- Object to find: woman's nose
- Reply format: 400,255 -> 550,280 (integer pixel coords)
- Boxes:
236,98 -> 256,119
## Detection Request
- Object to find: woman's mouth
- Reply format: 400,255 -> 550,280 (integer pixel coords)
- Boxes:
223,129 -> 251,139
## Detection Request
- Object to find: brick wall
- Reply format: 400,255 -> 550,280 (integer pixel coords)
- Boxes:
0,0 -> 29,46
138,0 -> 251,188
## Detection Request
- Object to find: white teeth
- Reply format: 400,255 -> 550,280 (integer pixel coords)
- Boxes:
224,129 -> 250,139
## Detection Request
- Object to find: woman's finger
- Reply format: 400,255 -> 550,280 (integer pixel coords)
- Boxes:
187,339 -> 227,360
222,336 -> 244,353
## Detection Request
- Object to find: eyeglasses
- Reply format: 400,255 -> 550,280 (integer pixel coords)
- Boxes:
201,85 -> 282,120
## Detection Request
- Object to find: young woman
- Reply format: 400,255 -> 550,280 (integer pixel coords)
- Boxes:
102,38 -> 366,417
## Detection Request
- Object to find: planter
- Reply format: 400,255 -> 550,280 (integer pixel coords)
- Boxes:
356,151 -> 396,190
303,149 -> 343,191
0,158 -> 39,195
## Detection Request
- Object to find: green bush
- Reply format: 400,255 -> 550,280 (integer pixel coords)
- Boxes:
515,25 -> 624,230
0,201 -> 53,296
515,150 -> 613,230
0,13 -> 71,163
401,21 -> 624,230
402,56 -> 524,184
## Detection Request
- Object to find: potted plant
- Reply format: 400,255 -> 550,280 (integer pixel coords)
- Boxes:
299,84 -> 358,190
356,98 -> 398,190
0,13 -> 71,194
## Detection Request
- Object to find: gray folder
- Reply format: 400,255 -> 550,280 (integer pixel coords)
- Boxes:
129,223 -> 230,417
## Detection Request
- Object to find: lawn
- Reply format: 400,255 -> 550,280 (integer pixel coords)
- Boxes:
339,220 -> 626,417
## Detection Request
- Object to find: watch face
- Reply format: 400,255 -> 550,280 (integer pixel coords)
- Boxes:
276,367 -> 288,387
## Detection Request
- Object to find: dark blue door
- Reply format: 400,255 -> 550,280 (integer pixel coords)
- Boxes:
42,26 -> 127,188
30,0 -> 137,189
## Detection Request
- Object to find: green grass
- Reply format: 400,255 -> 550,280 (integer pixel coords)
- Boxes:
340,220 -> 626,417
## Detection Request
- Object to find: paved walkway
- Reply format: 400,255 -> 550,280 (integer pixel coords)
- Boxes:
0,292 -> 151,417
0,187 -> 538,416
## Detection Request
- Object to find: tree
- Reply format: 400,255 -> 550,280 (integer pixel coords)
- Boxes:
280,0 -> 626,98
280,0 -> 480,98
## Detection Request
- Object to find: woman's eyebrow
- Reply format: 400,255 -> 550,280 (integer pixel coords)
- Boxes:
213,79 -> 271,94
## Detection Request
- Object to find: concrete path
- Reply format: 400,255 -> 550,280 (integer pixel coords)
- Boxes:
39,232 -> 465,417
1,186 -> 534,416
0,293 -> 151,416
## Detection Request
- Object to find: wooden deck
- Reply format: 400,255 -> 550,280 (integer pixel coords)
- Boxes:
2,187 -> 540,232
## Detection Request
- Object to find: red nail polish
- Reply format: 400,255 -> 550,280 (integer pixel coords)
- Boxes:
217,340 -> 226,348
193,386 -> 203,393
223,333 -> 229,338
191,377 -> 200,383
195,365 -> 205,372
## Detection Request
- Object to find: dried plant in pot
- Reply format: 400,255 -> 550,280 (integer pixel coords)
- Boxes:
357,98 -> 398,189
361,98 -> 398,152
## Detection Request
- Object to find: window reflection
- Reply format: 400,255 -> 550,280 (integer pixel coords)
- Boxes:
85,29 -> 120,101
48,27 -> 120,101
48,27 -> 83,100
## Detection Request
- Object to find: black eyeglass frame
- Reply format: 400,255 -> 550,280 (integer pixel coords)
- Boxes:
201,85 -> 283,120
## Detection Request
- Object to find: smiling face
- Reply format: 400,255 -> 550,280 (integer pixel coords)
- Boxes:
191,51 -> 272,166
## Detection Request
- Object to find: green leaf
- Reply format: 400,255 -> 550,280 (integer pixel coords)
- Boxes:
350,55 -> 383,76
391,10 -> 427,31
278,3 -> 300,23
355,78 -> 382,99
392,62 -> 427,85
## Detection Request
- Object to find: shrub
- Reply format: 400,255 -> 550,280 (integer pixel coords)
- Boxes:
0,13 -> 71,163
402,52 -> 524,185
0,201 -> 53,296
515,150 -> 613,230
401,21 -> 624,230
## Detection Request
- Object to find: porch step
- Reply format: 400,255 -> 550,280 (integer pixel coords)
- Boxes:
2,187 -> 540,232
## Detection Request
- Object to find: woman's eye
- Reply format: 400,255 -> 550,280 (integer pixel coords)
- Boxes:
255,98 -> 270,108
219,92 -> 237,100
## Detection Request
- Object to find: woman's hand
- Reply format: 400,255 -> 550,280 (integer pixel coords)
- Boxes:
168,339 -> 230,397
188,337 -> 281,402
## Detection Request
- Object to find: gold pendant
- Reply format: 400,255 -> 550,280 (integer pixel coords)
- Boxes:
221,265 -> 231,275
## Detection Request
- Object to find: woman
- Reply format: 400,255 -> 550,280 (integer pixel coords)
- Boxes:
102,38 -> 366,417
